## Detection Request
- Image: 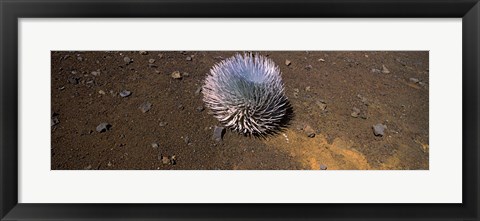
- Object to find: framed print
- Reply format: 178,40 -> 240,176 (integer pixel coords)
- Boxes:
1,0 -> 479,220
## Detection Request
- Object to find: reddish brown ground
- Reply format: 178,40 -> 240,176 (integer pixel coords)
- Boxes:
51,51 -> 429,170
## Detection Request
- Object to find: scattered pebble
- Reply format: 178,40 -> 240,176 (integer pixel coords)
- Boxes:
351,107 -> 361,118
372,124 -> 387,136
409,78 -> 419,83
303,125 -> 316,138
161,156 -> 170,165
139,51 -> 148,55
107,162 -> 113,167
182,72 -> 190,77
371,68 -> 381,73
357,94 -> 369,106
148,58 -> 155,64
159,122 -> 167,127
177,104 -> 184,110
318,58 -> 325,62
305,86 -> 311,92
305,65 -> 313,70
293,88 -> 299,98
213,126 -> 226,141
381,65 -> 390,74
71,70 -> 77,75
77,56 -> 83,62
51,114 -> 59,127
90,71 -> 100,76
151,142 -> 159,148
123,56 -> 132,64
68,77 -> 79,84
96,123 -> 111,133
98,90 -> 106,95
184,136 -> 191,144
139,101 -> 152,113
119,90 -> 132,97
195,87 -> 202,96
285,60 -> 291,66
186,56 -> 192,61
171,71 -> 182,79
320,164 -> 327,170
196,106 -> 204,112
316,100 -> 327,111
148,64 -> 158,68
84,165 -> 92,170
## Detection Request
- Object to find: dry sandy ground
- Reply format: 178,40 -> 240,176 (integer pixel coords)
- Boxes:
51,51 -> 429,170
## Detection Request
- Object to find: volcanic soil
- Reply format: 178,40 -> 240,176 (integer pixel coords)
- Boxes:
51,51 -> 429,170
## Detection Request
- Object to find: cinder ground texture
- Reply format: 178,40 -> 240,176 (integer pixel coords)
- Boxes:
51,51 -> 429,170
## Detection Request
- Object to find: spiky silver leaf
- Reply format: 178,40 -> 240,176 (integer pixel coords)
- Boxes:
202,53 -> 289,135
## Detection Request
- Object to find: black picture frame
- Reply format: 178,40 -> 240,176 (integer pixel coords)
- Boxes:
1,0 -> 479,220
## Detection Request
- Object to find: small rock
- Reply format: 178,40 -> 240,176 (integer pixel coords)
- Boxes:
318,58 -> 325,62
177,105 -> 184,110
151,142 -> 159,148
186,56 -> 192,61
107,162 -> 112,167
148,59 -> 155,64
159,122 -> 167,127
91,71 -> 100,76
195,87 -> 202,96
139,51 -> 148,55
139,101 -> 152,113
84,165 -> 92,170
316,101 -> 327,111
170,155 -> 177,165
305,86 -> 311,92
196,106 -> 204,112
381,65 -> 390,74
184,136 -> 191,144
305,65 -> 313,70
68,77 -> 79,84
98,90 -> 106,95
285,60 -> 291,66
213,126 -> 226,141
371,68 -> 381,73
161,156 -> 170,165
96,123 -> 111,133
303,125 -> 315,138
372,124 -> 387,136
171,71 -> 182,79
51,116 -> 59,126
71,70 -> 77,75
77,56 -> 83,62
123,56 -> 132,64
148,63 -> 158,68
351,107 -> 361,118
182,72 -> 190,77
119,90 -> 132,97
409,78 -> 419,83
357,94 -> 369,106
320,164 -> 327,170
